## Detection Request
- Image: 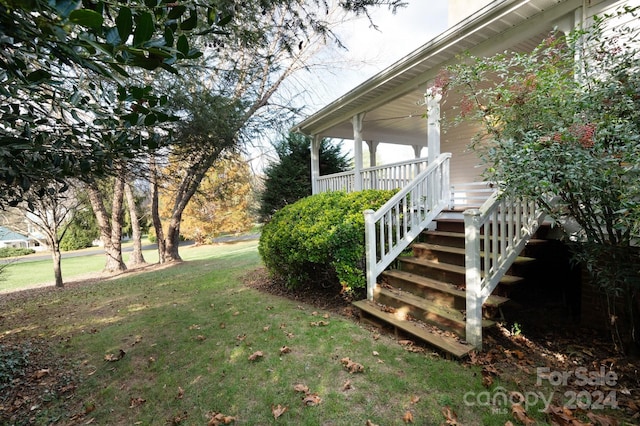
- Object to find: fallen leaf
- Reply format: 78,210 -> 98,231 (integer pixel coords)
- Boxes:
398,339 -> 414,346
104,349 -> 126,362
219,322 -> 226,329
177,387 -> 184,399
207,412 -> 236,425
340,357 -> 364,373
512,404 -> 535,426
372,351 -> 379,356
410,395 -> 420,404
132,335 -> 142,346
293,384 -> 309,394
280,346 -> 291,355
188,324 -> 201,330
442,406 -> 458,425
263,325 -> 270,332
196,335 -> 206,341
342,379 -> 352,390
586,412 -> 619,426
504,422 -> 514,426
248,351 -> 264,361
366,421 -> 379,426
402,411 -> 413,423
233,311 -> 240,316
33,369 -> 50,379
271,404 -> 288,419
129,397 -> 146,408
302,393 -> 322,406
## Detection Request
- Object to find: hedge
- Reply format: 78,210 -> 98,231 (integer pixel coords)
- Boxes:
258,189 -> 396,294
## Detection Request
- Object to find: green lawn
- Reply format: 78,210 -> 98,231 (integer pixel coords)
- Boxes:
0,240 -> 522,425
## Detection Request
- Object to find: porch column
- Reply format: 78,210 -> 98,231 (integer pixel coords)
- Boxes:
352,113 -> 365,191
412,145 -> 423,158
366,140 -> 378,167
310,135 -> 321,194
426,88 -> 442,163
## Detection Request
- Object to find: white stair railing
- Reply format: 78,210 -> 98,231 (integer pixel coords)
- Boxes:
464,191 -> 546,349
363,153 -> 451,301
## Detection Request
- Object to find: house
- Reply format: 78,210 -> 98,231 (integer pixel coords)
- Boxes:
293,0 -> 637,356
0,226 -> 44,251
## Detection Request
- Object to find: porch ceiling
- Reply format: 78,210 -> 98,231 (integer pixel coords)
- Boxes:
293,0 -> 582,146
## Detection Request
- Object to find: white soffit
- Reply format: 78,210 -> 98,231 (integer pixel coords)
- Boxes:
294,0 -> 583,143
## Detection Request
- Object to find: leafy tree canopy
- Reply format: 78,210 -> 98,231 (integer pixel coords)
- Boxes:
0,0 -> 405,206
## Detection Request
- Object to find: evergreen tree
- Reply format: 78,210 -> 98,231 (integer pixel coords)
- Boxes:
259,133 -> 350,222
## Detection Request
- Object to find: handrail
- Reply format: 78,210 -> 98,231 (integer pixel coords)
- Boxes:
363,153 -> 451,301
316,157 -> 430,194
463,191 -> 546,349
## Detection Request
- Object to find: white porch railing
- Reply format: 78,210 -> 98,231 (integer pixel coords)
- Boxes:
316,158 -> 430,194
450,182 -> 496,210
361,158 -> 430,190
463,191 -> 546,349
363,153 -> 451,301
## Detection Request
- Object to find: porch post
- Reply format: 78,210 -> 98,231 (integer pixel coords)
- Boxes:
412,145 -> 423,159
367,140 -> 379,167
426,88 -> 442,164
310,135 -> 321,194
464,208 -> 483,349
352,113 -> 365,191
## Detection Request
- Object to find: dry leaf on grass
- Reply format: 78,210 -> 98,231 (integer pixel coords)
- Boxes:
195,335 -> 206,341
302,393 -> 322,406
366,420 -> 379,426
442,406 -> 458,425
546,405 -> 594,426
340,357 -> 364,373
129,397 -> 146,408
402,411 -> 414,423
410,395 -> 420,404
248,351 -> 264,361
104,349 -> 126,362
293,384 -> 309,394
280,346 -> 291,355
207,412 -> 236,425
343,379 -> 352,390
512,404 -> 535,426
271,404 -> 288,419
176,387 -> 184,399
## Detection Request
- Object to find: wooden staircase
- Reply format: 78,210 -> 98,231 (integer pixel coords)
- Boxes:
354,211 -> 547,358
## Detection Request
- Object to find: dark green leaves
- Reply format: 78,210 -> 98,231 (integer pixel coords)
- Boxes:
69,9 -> 104,30
133,12 -> 154,47
116,7 -> 133,42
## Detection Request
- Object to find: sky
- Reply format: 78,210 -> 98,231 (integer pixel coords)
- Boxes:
305,0 -> 451,163
250,1 -> 451,171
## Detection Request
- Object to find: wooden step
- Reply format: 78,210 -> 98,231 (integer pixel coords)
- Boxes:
398,257 -> 525,287
375,287 -> 496,337
353,299 -> 475,358
412,243 -> 537,270
381,269 -> 510,311
421,230 -> 465,248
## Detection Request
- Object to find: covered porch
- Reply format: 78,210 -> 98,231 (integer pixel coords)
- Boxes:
291,0 -> 600,354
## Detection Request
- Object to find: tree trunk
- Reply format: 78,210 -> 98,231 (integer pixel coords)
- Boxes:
125,182 -> 146,266
164,215 -> 182,262
107,173 -> 126,272
85,180 -> 127,273
51,246 -> 63,288
150,156 -> 166,264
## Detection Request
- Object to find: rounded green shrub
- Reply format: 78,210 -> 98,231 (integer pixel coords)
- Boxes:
0,247 -> 35,258
258,190 -> 396,294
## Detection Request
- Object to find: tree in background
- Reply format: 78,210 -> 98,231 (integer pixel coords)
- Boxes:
258,133 -> 350,222
59,191 -> 98,251
158,151 -> 253,245
446,6 -> 640,352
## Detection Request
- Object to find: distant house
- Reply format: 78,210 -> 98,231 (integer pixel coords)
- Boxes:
0,226 -> 46,252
